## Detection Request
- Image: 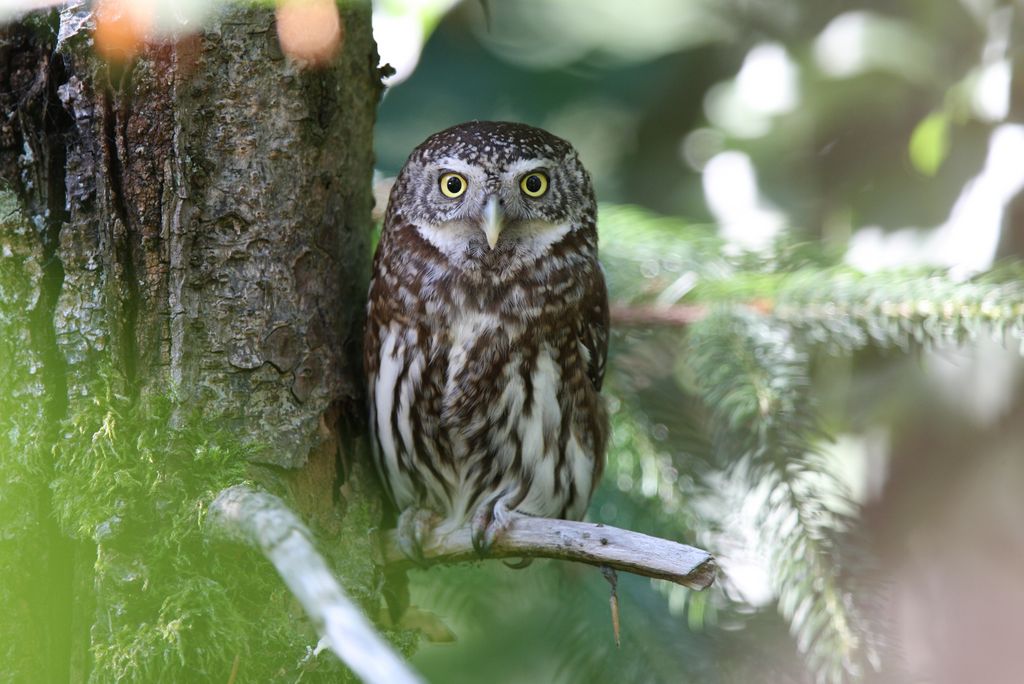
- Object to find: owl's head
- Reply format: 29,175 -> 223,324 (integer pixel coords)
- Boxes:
389,121 -> 595,258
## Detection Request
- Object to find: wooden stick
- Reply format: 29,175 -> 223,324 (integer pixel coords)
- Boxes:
382,513 -> 717,591
207,485 -> 423,684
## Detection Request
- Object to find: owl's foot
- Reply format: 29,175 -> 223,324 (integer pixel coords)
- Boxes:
470,494 -> 515,556
396,507 -> 438,566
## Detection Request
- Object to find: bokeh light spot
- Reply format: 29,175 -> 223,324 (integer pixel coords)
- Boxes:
276,0 -> 344,67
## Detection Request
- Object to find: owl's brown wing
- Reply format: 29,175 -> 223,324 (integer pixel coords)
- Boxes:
363,246 -> 394,505
581,264 -> 610,392
365,218 -> 455,515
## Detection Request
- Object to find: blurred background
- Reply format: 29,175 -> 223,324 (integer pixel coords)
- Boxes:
372,1 -> 1024,683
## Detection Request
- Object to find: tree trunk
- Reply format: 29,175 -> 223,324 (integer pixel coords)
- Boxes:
1,5 -> 389,681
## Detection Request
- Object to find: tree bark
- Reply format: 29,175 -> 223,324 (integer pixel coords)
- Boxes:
1,4 -> 384,681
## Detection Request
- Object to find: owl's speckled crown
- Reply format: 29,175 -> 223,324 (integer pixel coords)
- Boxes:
389,120 -> 594,230
409,121 -> 574,166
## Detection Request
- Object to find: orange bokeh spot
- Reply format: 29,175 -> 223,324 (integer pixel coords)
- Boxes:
93,0 -> 154,63
276,0 -> 344,66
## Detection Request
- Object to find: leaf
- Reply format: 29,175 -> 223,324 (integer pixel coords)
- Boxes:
909,110 -> 951,176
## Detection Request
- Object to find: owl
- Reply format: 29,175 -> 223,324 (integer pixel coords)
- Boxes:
365,121 -> 608,560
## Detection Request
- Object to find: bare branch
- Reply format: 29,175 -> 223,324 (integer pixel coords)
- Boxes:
383,514 -> 717,590
609,303 -> 708,327
610,301 -> 780,327
207,485 -> 423,684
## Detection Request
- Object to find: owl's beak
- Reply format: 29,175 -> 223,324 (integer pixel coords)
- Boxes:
481,195 -> 503,250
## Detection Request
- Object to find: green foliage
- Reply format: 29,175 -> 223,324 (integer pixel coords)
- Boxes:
767,268 -> 1024,355
909,111 -> 951,177
410,556 -> 720,684
0,196 -> 352,681
601,204 -> 1024,360
45,381 -> 351,683
684,264 -> 1024,354
0,194 -> 50,680
599,203 -> 724,304
685,312 -> 874,683
594,204 -> 1021,683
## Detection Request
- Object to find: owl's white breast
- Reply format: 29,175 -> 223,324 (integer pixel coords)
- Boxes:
372,325 -> 409,504
510,343 -> 564,514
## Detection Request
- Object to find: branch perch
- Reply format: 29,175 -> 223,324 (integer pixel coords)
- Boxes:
383,513 -> 717,590
207,485 -> 422,684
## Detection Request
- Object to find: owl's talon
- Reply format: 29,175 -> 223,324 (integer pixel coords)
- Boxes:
470,494 -> 515,556
396,507 -> 437,566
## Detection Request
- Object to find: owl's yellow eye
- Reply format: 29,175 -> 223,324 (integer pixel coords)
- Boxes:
439,172 -> 467,198
520,172 -> 548,197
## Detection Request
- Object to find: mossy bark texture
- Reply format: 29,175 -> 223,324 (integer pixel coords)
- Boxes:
1,5 -> 389,681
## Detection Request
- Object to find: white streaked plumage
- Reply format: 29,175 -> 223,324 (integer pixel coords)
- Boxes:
365,121 -> 608,555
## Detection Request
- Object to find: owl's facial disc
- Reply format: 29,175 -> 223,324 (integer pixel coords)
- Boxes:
481,195 -> 503,250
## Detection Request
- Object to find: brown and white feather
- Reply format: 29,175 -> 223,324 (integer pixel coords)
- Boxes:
365,122 -> 608,539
